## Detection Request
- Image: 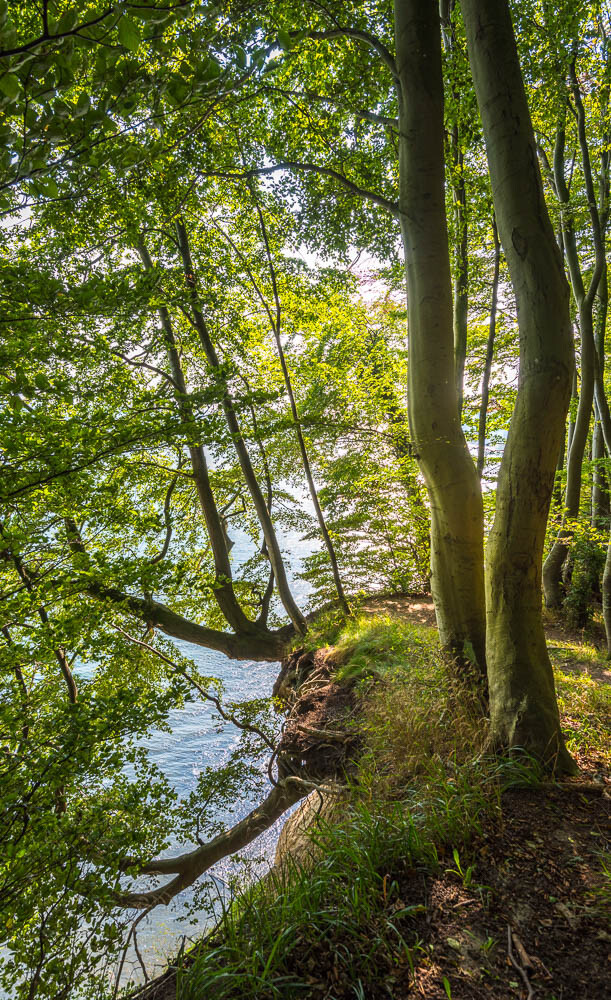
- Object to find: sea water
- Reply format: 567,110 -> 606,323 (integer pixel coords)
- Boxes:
118,523 -> 314,985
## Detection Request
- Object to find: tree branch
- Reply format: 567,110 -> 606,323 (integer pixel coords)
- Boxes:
294,28 -> 398,80
113,626 -> 276,749
117,778 -> 306,908
201,161 -> 399,218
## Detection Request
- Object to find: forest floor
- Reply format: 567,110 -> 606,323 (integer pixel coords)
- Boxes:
132,595 -> 610,1000
353,593 -> 611,999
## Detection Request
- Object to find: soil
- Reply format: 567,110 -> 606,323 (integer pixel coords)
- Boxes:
276,646 -> 361,781
361,592 -> 438,630
291,594 -> 611,999
390,772 -> 610,1000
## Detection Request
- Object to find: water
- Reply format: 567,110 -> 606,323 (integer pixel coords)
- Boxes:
118,523 -> 315,985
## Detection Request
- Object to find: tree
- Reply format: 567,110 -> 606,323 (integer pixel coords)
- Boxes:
461,0 -> 575,767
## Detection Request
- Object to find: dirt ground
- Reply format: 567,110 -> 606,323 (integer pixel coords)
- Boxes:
354,593 -> 611,999
394,776 -> 610,999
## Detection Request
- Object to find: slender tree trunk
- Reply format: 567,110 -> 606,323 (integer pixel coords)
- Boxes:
0,524 -> 78,704
553,423 -> 566,516
382,389 -> 431,582
363,332 -> 431,580
174,217 -> 306,633
477,215 -> 500,479
252,202 -> 350,614
440,0 -> 469,417
273,335 -> 349,613
138,242 -> 257,635
592,413 -> 609,529
393,0 -> 486,681
542,309 -> 594,608
542,130 -> 597,606
543,62 -> 608,602
462,0 -> 576,771
592,263 -> 609,530
592,368 -> 611,655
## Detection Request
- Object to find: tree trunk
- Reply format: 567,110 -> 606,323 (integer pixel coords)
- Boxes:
440,0 -> 469,418
462,0 -> 576,771
252,200 -> 350,614
138,242 -> 257,635
593,262 -> 609,530
174,218 -> 307,634
553,424 -> 565,516
477,215 -> 500,479
542,127 -> 598,607
393,0 -> 486,681
592,413 -> 609,530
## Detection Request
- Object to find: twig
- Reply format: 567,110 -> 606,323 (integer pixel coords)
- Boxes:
507,925 -> 534,1000
112,626 -> 276,749
512,933 -> 534,971
133,929 -> 149,984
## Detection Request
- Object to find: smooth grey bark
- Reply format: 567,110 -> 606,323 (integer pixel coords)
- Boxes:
174,217 -> 307,634
393,0 -> 486,680
440,0 -> 469,417
477,215 -> 500,479
462,0 -> 575,770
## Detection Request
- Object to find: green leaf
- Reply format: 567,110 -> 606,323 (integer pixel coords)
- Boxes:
56,9 -> 79,34
0,73 -> 20,99
277,29 -> 292,50
118,17 -> 141,52
36,177 -> 59,198
74,92 -> 91,117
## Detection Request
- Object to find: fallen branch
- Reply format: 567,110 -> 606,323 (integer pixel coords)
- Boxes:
293,724 -> 352,743
507,925 -> 534,1000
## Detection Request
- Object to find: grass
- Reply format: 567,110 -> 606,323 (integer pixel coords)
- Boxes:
176,614 -> 610,1000
548,639 -> 611,758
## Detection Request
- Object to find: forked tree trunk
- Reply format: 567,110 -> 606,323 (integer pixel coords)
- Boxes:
174,218 -> 307,634
138,241 -> 257,635
462,0 -> 576,771
393,0 -> 486,680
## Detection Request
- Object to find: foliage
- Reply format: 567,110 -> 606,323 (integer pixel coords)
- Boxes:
1,0 -> 611,994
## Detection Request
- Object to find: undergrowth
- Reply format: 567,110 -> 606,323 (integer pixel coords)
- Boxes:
176,615 -> 609,1000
